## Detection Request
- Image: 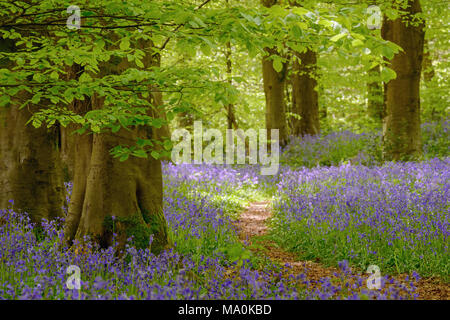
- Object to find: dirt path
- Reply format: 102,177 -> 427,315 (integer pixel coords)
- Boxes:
234,201 -> 339,284
235,201 -> 450,300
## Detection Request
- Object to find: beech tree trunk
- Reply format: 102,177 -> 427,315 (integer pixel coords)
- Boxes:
0,38 -> 65,221
261,0 -> 288,147
64,40 -> 170,254
291,49 -> 320,136
262,47 -> 288,147
381,0 -> 425,161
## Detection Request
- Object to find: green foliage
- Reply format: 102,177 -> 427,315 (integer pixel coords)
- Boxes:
0,0 -> 411,160
316,0 -> 449,133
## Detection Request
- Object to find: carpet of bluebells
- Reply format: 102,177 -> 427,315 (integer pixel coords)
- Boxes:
271,159 -> 449,280
272,120 -> 449,280
1,121 -> 448,300
0,166 -> 420,300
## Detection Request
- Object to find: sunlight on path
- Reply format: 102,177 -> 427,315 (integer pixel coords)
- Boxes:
235,201 -> 340,284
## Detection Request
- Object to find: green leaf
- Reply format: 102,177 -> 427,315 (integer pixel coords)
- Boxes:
120,38 -> 130,51
132,149 -> 148,158
188,20 -> 199,28
31,118 -> 42,128
91,125 -> 100,133
163,139 -> 173,151
352,39 -> 364,47
150,150 -> 160,159
200,43 -> 211,56
0,95 -> 11,107
111,124 -> 121,133
135,58 -> 144,68
382,46 -> 395,60
50,71 -> 59,80
119,154 -> 129,162
31,94 -> 41,104
272,56 -> 283,73
330,33 -> 346,42
292,7 -> 309,16
79,72 -> 92,83
381,67 -> 397,82
291,25 -> 303,38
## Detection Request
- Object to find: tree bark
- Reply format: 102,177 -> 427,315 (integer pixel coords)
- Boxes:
261,0 -> 288,147
0,38 -> 65,222
262,47 -> 288,147
64,40 -> 170,254
225,41 -> 236,131
60,125 -> 76,182
381,0 -> 424,161
291,49 -> 320,136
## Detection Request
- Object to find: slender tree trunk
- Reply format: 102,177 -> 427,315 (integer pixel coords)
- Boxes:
422,39 -> 435,82
225,0 -> 237,132
291,49 -> 320,136
178,111 -> 193,129
285,72 -> 293,134
367,64 -> 384,123
225,41 -> 236,131
0,38 -> 64,221
64,40 -> 170,254
381,0 -> 425,161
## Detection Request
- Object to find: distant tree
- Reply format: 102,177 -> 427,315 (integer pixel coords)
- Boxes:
367,64 -> 383,124
382,0 -> 425,161
289,0 -> 320,136
291,48 -> 320,136
261,0 -> 289,147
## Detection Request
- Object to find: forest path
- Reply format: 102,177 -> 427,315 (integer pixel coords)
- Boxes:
234,201 -> 339,284
234,201 -> 450,300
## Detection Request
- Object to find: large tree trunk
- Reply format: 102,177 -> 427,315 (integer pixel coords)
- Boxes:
381,0 -> 425,161
0,105 -> 65,221
0,38 -> 65,222
291,49 -> 320,136
64,40 -> 170,254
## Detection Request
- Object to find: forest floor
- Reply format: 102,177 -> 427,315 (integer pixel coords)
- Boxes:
234,201 -> 450,300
